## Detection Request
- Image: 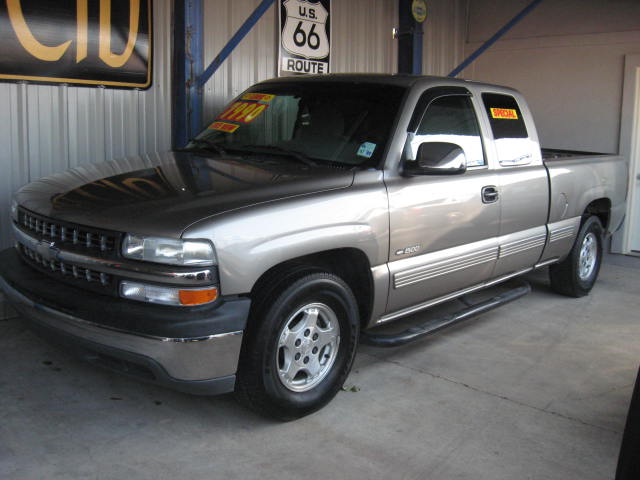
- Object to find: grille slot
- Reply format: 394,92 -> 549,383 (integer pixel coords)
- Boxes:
18,208 -> 118,253
20,243 -> 112,288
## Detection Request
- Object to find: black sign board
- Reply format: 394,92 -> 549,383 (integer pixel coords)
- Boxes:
279,0 -> 331,76
0,0 -> 152,89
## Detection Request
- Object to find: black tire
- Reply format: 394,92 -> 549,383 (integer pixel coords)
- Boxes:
235,272 -> 359,421
549,215 -> 604,297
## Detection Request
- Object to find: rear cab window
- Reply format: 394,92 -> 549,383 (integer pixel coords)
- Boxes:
481,93 -> 538,167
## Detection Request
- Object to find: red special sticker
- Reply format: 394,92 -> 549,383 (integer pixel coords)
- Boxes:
218,101 -> 269,124
209,121 -> 239,133
490,108 -> 518,120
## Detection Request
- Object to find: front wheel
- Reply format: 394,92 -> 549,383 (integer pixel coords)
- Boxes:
235,272 -> 359,420
549,215 -> 604,297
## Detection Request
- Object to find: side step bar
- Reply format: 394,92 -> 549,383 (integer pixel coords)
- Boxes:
360,280 -> 531,348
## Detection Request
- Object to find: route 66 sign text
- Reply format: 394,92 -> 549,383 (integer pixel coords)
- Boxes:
279,0 -> 330,75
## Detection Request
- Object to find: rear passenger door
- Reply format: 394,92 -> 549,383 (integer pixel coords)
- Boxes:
480,92 -> 550,277
385,87 -> 501,314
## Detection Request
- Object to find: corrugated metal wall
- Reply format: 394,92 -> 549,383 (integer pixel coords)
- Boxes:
202,0 -> 400,121
330,0 -> 398,74
0,0 -> 172,249
202,0 -> 465,121
202,0 -> 280,121
423,0 -> 466,76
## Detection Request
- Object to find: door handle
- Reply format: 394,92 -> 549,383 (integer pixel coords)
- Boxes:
482,185 -> 499,203
499,154 -> 532,167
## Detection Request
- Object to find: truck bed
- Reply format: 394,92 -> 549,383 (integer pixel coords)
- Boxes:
542,147 -> 609,160
541,150 -> 627,235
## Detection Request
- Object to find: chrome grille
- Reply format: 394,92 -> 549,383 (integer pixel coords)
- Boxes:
19,243 -> 112,288
18,208 -> 118,253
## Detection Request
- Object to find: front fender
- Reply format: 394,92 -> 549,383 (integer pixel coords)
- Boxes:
183,185 -> 390,295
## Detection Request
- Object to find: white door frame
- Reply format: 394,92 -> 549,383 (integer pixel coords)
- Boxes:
612,53 -> 640,255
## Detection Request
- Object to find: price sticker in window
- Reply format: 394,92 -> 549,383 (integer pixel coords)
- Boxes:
209,121 -> 239,133
241,93 -> 275,102
218,101 -> 270,124
490,108 -> 518,120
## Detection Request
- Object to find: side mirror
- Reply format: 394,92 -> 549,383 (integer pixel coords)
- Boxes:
404,142 -> 467,176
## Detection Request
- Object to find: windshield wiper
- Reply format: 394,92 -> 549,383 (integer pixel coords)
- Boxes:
188,138 -> 227,156
239,144 -> 318,167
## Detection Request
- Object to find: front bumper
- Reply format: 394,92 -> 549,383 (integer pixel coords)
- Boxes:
0,248 -> 250,395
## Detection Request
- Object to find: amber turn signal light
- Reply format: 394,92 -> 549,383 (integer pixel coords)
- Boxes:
179,287 -> 218,306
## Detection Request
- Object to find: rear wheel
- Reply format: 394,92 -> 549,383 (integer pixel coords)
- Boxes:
549,216 -> 604,297
235,272 -> 359,420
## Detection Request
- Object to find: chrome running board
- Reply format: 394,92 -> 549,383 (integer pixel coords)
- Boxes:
361,280 -> 531,348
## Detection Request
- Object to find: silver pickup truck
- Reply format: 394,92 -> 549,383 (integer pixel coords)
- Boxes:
0,74 -> 627,420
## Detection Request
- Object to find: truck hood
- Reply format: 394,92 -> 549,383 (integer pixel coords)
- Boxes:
15,151 -> 355,237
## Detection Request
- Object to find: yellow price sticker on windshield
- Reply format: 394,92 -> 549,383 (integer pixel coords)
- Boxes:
218,102 -> 269,124
209,121 -> 239,133
241,93 -> 275,102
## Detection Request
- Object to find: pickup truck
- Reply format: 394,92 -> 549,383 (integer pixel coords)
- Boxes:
0,74 -> 628,420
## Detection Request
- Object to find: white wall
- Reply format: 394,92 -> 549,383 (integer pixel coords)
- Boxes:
467,0 -> 640,43
461,0 -> 640,154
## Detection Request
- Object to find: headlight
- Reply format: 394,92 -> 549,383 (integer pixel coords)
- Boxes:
10,199 -> 18,222
122,234 -> 216,266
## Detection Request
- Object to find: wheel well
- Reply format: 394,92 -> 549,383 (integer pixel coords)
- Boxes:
249,248 -> 374,328
584,198 -> 611,231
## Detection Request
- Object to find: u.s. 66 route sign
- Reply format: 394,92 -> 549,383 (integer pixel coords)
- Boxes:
279,0 -> 331,75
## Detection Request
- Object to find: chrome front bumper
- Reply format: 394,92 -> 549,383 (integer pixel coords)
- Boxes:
1,275 -> 244,394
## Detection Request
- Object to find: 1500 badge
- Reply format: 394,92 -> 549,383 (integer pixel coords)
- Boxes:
395,245 -> 421,256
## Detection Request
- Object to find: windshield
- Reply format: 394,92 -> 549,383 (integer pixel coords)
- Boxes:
188,82 -> 407,168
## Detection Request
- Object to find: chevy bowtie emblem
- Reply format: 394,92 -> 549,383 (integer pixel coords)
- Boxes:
35,240 -> 60,261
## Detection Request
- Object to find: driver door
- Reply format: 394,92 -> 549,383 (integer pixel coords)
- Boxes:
385,88 -> 500,314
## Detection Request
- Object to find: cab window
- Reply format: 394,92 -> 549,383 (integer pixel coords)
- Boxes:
482,93 -> 528,139
482,93 -> 535,166
409,95 -> 485,167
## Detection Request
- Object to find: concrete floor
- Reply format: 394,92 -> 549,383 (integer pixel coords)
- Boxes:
1,256 -> 639,480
